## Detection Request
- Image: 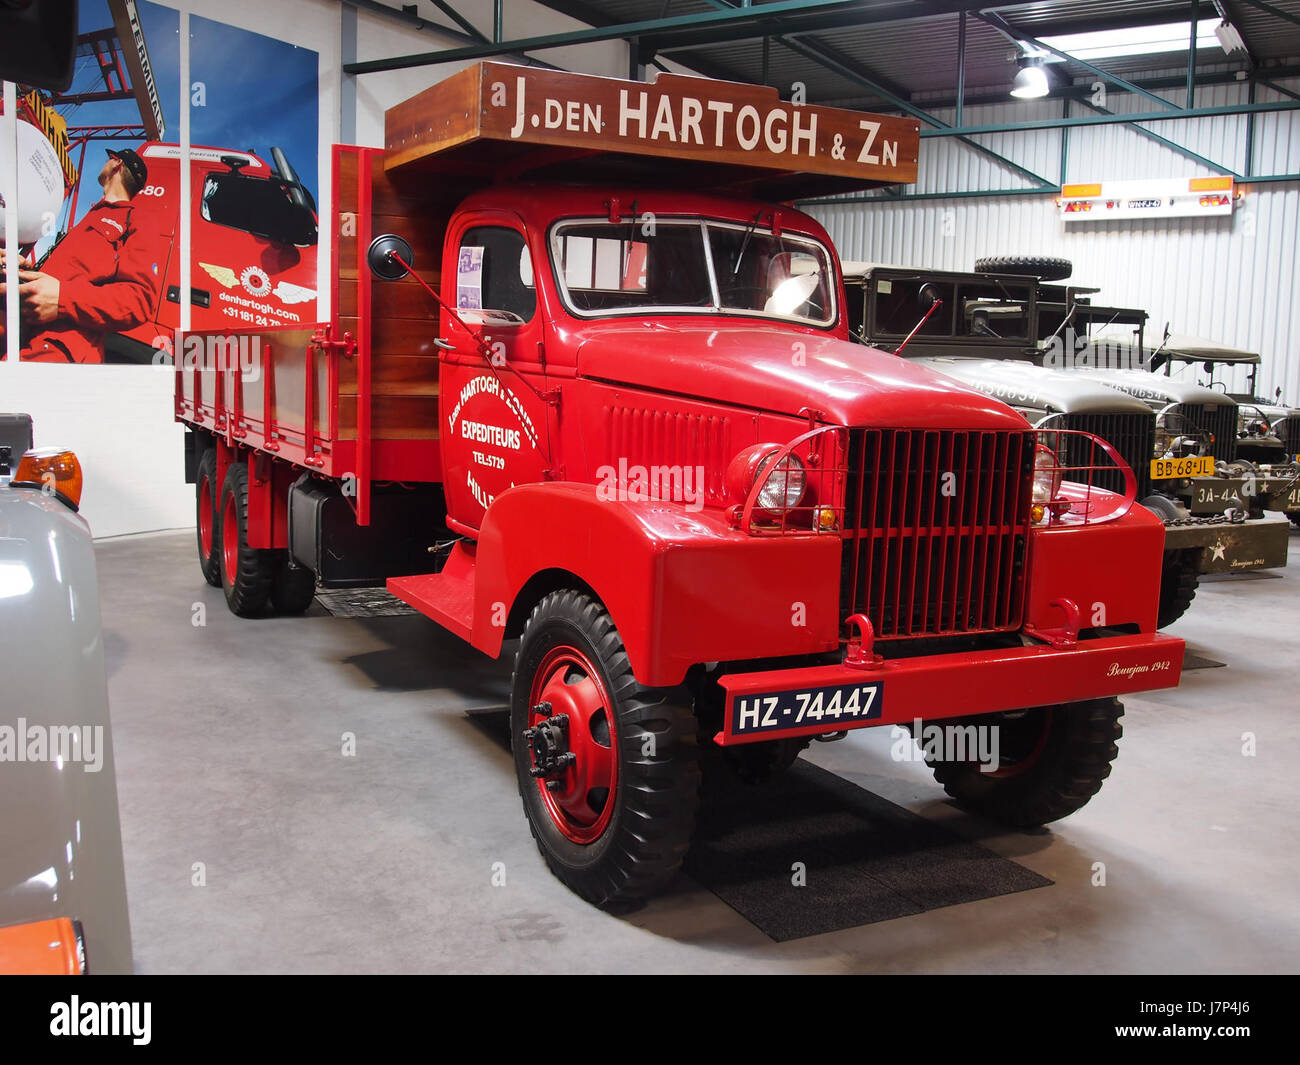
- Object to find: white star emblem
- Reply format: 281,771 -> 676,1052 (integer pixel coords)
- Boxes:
1210,541 -> 1227,562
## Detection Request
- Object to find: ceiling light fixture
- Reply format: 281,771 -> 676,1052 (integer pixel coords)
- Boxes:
1010,62 -> 1050,99
1214,19 -> 1248,56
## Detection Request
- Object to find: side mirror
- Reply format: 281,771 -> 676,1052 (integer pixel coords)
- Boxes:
0,0 -> 76,91
367,234 -> 414,281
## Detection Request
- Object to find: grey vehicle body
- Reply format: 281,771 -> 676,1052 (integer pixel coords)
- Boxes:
842,264 -> 1290,597
0,415 -> 132,974
1116,335 -> 1300,472
1069,365 -> 1241,462
1079,338 -> 1300,522
916,356 -> 1156,496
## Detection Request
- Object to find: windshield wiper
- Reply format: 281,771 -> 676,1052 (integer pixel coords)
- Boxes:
730,210 -> 764,279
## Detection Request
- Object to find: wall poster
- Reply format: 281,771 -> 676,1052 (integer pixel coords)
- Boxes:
1,0 -> 319,364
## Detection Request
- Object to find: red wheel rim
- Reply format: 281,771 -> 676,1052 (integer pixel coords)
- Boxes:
221,491 -> 239,584
198,475 -> 214,559
988,707 -> 1053,779
528,645 -> 618,844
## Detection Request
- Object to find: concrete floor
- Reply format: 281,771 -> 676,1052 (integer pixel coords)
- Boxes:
98,529 -> 1300,974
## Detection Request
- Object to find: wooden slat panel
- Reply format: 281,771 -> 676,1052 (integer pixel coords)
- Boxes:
337,276 -> 440,319
339,314 -> 441,357
339,149 -> 442,217
337,395 -> 439,440
339,212 -> 445,281
338,355 -> 440,397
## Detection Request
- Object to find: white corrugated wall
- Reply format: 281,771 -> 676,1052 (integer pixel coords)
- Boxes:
809,78 -> 1300,403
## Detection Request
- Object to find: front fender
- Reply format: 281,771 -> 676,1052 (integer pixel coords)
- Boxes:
474,483 -> 842,687
1025,498 -> 1166,634
0,488 -> 132,974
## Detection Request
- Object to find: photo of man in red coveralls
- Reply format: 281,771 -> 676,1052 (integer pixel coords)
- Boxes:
1,147 -> 163,363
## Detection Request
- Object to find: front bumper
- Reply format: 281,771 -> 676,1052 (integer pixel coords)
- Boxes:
1162,514 -> 1290,573
714,631 -> 1184,746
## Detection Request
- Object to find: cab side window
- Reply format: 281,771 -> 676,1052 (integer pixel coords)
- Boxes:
457,226 -> 536,322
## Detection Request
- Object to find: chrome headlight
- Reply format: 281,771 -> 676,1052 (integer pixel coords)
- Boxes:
1032,444 -> 1061,505
755,451 -> 807,511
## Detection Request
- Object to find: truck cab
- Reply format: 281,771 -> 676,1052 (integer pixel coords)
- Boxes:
177,62 -> 1185,910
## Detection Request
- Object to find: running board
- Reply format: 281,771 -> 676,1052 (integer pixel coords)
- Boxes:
387,541 -> 476,642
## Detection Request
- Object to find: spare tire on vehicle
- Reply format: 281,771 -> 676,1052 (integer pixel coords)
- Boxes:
974,255 -> 1073,282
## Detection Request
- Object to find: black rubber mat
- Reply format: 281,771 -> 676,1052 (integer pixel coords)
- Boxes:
686,759 -> 1052,942
314,586 -> 417,617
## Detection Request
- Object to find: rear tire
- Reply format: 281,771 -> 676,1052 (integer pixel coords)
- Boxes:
511,590 -> 700,909
195,448 -> 222,588
1157,548 -> 1201,628
219,461 -> 274,617
927,698 -> 1123,828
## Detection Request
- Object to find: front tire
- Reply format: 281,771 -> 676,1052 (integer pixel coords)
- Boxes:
511,590 -> 700,909
1157,548 -> 1200,628
926,698 -> 1123,828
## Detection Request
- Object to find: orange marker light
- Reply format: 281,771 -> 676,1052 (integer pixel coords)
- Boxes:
0,917 -> 84,975
12,448 -> 84,509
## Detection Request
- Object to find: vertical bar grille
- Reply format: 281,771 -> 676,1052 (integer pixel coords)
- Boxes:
1281,414 -> 1300,457
1177,402 -> 1237,462
1061,411 -> 1154,498
840,428 -> 1033,638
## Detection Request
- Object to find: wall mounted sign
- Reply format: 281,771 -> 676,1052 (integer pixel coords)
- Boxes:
1059,177 -> 1235,222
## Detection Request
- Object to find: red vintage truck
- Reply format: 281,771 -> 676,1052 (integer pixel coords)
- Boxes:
176,63 -> 1185,908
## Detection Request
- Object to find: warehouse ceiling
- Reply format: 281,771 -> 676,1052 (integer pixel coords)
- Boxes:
519,1 -> 1300,110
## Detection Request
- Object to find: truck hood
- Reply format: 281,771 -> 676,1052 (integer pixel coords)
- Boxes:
917,357 -> 1154,417
1069,367 -> 1235,408
574,323 -> 1028,430
1242,401 -> 1298,421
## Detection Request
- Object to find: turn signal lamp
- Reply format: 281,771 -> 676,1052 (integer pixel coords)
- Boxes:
11,448 -> 84,510
1031,445 -> 1063,525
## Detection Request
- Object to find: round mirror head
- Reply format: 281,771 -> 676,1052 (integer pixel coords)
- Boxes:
367,234 -> 413,281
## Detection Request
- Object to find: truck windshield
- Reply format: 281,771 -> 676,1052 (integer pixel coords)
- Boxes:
549,218 -> 834,326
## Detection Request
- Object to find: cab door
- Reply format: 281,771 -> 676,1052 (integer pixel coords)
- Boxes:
439,212 -> 551,533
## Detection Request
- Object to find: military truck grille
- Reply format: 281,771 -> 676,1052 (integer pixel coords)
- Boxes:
1175,402 -> 1237,463
1060,411 -> 1154,499
1280,414 -> 1300,458
839,428 -> 1033,638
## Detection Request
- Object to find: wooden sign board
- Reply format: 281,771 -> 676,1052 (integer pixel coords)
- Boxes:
385,62 -> 918,200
